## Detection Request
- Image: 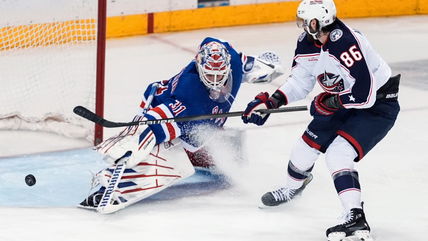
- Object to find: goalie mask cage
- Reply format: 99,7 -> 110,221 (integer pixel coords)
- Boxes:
0,0 -> 106,145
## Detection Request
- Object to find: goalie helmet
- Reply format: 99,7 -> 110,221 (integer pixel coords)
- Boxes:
296,0 -> 337,39
196,41 -> 231,91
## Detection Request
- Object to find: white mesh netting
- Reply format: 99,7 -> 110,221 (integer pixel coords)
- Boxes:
0,0 -> 100,141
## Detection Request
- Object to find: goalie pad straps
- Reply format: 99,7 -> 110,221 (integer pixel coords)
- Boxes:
125,127 -> 157,168
95,121 -> 157,169
95,115 -> 144,155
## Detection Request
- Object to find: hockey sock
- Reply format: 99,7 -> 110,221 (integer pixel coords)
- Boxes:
286,161 -> 314,189
332,169 -> 362,211
286,138 -> 319,189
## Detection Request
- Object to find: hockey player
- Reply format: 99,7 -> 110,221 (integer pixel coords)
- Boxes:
79,37 -> 284,213
241,0 -> 399,240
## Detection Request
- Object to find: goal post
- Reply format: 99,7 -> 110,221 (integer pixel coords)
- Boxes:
0,0 -> 106,145
96,0 -> 107,145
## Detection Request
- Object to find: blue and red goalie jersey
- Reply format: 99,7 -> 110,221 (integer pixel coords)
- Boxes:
140,37 -> 244,151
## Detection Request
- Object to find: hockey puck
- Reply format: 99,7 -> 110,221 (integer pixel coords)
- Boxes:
25,174 -> 36,186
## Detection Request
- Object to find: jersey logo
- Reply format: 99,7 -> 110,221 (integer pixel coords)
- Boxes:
330,29 -> 343,42
317,71 -> 345,92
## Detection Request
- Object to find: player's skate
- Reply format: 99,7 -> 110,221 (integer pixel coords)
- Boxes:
326,208 -> 373,241
260,173 -> 313,207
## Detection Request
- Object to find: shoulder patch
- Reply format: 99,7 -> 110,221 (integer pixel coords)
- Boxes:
298,32 -> 306,42
330,29 -> 343,42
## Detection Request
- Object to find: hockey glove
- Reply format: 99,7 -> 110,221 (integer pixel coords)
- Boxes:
242,92 -> 276,126
96,115 -> 157,168
242,52 -> 284,84
310,92 -> 342,116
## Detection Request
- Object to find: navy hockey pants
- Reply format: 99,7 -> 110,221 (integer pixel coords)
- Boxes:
302,98 -> 400,161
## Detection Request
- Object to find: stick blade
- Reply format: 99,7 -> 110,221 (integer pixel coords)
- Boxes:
73,106 -> 130,128
73,106 -> 104,125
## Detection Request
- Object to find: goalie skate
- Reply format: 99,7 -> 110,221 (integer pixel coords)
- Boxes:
78,189 -> 104,210
78,164 -> 126,212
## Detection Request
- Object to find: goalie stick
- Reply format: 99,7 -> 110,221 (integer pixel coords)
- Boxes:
96,83 -> 159,214
74,105 -> 308,128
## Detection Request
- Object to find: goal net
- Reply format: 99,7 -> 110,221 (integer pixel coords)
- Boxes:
0,0 -> 106,144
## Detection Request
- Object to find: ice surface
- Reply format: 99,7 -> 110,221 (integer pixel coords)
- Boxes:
1,16 -> 428,241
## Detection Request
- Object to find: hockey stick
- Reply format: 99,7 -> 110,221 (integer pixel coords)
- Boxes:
96,83 -> 159,214
74,105 -> 308,128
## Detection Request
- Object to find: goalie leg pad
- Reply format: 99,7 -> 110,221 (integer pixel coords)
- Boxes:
118,144 -> 195,199
95,143 -> 195,213
97,121 -> 157,168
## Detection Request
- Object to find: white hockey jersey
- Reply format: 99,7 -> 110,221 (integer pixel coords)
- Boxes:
278,19 -> 391,109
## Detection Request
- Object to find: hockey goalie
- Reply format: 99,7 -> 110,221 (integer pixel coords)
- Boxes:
78,37 -> 284,213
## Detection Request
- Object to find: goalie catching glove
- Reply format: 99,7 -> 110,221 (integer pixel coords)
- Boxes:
242,51 -> 284,84
96,115 -> 157,168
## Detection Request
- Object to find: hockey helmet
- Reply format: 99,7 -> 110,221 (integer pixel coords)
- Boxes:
296,0 -> 337,39
196,41 -> 231,91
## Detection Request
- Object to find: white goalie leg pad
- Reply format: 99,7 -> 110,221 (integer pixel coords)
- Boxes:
97,120 -> 157,168
92,168 -> 112,188
97,161 -> 127,214
97,141 -> 195,213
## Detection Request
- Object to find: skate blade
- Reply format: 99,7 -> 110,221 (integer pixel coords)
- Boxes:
327,231 -> 373,241
352,230 -> 373,241
257,202 -> 277,209
327,232 -> 346,241
97,202 -> 126,214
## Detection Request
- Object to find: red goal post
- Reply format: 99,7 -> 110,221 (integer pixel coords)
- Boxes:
0,0 -> 107,145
